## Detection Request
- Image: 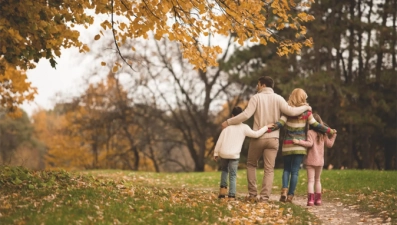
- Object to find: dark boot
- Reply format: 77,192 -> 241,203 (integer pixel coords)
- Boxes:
314,193 -> 322,206
228,195 -> 236,201
307,193 -> 315,206
218,187 -> 227,199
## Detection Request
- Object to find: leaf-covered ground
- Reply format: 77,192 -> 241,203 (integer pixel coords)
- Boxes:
0,167 -> 396,225
0,167 -> 316,224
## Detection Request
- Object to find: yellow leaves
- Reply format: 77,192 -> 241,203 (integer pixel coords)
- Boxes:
268,36 -> 277,43
303,38 -> 313,47
298,12 -> 315,22
101,62 -> 107,66
277,23 -> 285,30
154,33 -> 162,41
100,20 -> 112,30
259,38 -> 267,45
94,34 -> 101,40
0,59 -> 37,115
160,3 -> 171,14
290,23 -> 298,30
80,44 -> 90,53
90,0 -> 314,70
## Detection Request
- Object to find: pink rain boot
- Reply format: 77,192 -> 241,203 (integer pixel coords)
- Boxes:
314,193 -> 322,206
307,193 -> 315,206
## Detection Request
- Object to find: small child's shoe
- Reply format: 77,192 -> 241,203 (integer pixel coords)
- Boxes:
218,187 -> 227,199
279,188 -> 288,202
314,193 -> 322,206
286,195 -> 294,203
307,193 -> 315,206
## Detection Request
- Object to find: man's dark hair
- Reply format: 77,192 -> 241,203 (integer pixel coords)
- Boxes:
258,76 -> 274,88
232,106 -> 243,116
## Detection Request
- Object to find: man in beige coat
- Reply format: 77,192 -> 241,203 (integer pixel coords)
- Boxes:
222,76 -> 311,202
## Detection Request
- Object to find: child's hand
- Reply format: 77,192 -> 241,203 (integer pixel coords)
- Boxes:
221,121 -> 228,129
267,123 -> 275,129
214,156 -> 218,162
292,139 -> 300,144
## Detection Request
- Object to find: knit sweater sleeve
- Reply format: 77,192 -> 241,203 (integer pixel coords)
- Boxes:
296,130 -> 315,148
268,115 -> 287,132
308,112 -> 334,134
227,96 -> 257,125
243,125 -> 269,138
278,96 -> 311,116
214,129 -> 226,156
325,133 -> 337,148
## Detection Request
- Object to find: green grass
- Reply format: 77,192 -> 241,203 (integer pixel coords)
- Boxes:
314,170 -> 397,220
85,169 -> 397,223
1,166 -> 396,224
0,167 -> 317,225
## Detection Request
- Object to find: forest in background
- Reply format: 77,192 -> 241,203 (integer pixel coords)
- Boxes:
0,0 -> 396,172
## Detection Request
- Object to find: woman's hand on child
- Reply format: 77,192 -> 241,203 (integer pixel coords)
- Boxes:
292,139 -> 300,144
267,123 -> 275,129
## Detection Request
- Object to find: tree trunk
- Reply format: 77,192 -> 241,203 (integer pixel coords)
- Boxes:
375,0 -> 389,83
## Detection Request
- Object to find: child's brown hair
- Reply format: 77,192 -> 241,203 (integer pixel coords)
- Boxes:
312,113 -> 326,143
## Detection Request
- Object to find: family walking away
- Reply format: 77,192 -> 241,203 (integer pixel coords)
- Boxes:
214,106 -> 274,200
217,76 -> 338,206
221,76 -> 311,202
269,88 -> 337,204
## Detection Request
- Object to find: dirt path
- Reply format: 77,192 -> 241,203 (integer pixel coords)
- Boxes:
267,194 -> 387,225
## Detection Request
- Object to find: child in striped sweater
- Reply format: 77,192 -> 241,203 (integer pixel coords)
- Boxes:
268,88 -> 336,203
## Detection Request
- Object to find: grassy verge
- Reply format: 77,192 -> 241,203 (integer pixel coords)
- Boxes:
1,167 -> 395,224
0,167 -> 318,225
277,168 -> 396,223
312,169 -> 397,222
85,168 -> 397,223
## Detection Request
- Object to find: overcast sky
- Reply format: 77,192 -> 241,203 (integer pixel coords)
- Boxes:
21,47 -> 92,116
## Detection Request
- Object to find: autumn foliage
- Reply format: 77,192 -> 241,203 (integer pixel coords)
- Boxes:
0,0 -> 314,110
99,0 -> 315,70
0,0 -> 92,111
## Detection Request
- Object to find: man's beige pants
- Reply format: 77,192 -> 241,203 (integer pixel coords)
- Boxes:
246,138 -> 279,200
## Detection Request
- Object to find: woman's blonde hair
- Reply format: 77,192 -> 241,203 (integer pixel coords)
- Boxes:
287,88 -> 308,107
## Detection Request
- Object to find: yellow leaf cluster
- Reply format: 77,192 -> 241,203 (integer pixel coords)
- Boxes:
0,0 -> 95,71
0,59 -> 37,114
1,0 -> 315,110
97,0 -> 315,70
